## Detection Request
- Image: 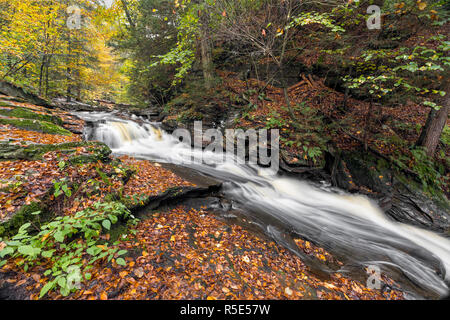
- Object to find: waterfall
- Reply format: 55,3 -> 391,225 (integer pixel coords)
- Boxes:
76,111 -> 450,299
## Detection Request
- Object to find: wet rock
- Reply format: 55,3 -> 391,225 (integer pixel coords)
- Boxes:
130,184 -> 222,215
0,271 -> 31,300
326,150 -> 450,232
387,181 -> 450,233
0,80 -> 53,108
0,140 -> 111,162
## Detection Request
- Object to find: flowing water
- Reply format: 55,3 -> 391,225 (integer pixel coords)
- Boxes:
77,112 -> 450,299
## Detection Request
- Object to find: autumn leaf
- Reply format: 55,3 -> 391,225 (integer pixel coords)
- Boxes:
417,0 -> 427,10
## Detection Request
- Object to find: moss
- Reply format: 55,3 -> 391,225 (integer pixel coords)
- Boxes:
1,96 -> 26,103
395,170 -> 450,210
166,186 -> 184,196
0,100 -> 16,107
0,141 -> 111,161
0,107 -> 63,125
0,117 -> 71,135
0,202 -> 53,237
68,142 -> 112,165
177,109 -> 204,122
108,223 -> 129,242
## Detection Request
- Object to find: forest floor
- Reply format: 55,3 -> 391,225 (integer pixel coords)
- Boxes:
0,94 -> 404,300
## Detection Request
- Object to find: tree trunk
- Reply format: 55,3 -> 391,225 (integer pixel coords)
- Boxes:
363,100 -> 374,152
38,55 -> 46,96
45,55 -> 51,98
200,23 -> 214,89
342,66 -> 353,112
420,104 -> 449,157
418,84 -> 449,157
120,0 -> 136,30
416,108 -> 436,146
66,32 -> 72,102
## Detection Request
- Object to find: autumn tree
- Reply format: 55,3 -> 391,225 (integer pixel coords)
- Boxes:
0,0 -> 125,101
110,0 -> 179,105
214,0 -> 345,124
147,0 -> 221,90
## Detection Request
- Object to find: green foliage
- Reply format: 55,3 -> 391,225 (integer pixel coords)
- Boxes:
264,110 -> 286,129
0,201 -> 134,298
177,109 -> 204,122
289,11 -> 345,33
393,147 -> 448,195
112,0 -> 180,104
149,0 -> 219,85
0,179 -> 23,193
0,0 -> 112,100
440,125 -> 450,146
52,179 -> 72,198
341,10 -> 449,107
266,102 -> 327,164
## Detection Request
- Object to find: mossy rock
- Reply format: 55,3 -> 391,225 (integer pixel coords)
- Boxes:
335,151 -> 393,194
0,107 -> 63,125
108,223 -> 129,242
0,202 -> 53,237
68,142 -> 112,165
0,96 -> 26,103
0,141 -> 111,161
0,118 -> 71,135
0,100 -> 16,108
177,109 -> 204,122
0,81 -> 53,108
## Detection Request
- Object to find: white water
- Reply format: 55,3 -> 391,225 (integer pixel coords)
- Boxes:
78,112 -> 450,298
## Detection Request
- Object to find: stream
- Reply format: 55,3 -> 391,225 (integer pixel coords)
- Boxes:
75,111 -> 450,300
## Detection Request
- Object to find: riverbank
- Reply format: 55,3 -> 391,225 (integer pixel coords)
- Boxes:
0,95 -> 404,300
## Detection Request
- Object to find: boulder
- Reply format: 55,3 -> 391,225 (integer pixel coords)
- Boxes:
0,81 -> 53,108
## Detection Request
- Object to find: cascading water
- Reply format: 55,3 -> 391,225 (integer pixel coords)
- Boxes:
76,112 -> 450,299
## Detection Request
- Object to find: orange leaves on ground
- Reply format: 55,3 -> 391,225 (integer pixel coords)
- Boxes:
0,125 -> 81,144
119,155 -> 195,198
37,205 -> 403,300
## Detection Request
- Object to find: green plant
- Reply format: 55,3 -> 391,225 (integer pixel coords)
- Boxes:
52,179 -> 72,198
393,147 -> 447,195
0,201 -> 134,298
264,111 -> 286,129
440,125 -> 450,146
0,178 -> 23,193
303,145 -> 323,162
